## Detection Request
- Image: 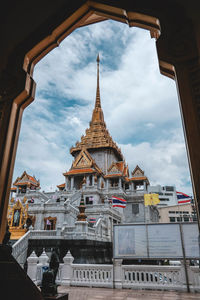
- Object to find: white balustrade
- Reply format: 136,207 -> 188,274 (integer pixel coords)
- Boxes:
122,265 -> 184,291
27,251 -> 39,284
27,249 -> 200,293
71,264 -> 113,288
12,230 -> 31,267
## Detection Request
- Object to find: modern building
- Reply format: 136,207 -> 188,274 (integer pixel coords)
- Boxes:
148,185 -> 178,207
158,203 -> 197,223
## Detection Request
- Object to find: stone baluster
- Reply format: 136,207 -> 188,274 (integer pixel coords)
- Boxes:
60,251 -> 74,286
27,251 -> 39,284
38,248 -> 49,266
37,248 -> 49,285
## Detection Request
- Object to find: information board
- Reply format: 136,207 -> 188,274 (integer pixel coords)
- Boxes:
114,225 -> 147,258
113,223 -> 200,259
182,223 -> 200,259
148,224 -> 183,258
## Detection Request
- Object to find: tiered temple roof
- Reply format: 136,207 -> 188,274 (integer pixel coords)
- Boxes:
13,171 -> 40,188
70,55 -> 123,161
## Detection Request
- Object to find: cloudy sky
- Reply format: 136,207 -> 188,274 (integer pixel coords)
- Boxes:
13,20 -> 193,195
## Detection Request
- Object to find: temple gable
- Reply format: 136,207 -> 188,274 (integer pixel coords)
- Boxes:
72,149 -> 93,169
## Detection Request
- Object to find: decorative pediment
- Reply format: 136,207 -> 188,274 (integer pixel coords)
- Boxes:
132,165 -> 144,177
108,164 -> 121,174
72,149 -> 93,169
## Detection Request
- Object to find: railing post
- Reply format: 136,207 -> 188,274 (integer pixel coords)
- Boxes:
60,251 -> 74,286
113,259 -> 123,289
180,260 -> 191,292
27,251 -> 39,284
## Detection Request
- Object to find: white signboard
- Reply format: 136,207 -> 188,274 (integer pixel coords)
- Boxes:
148,224 -> 183,258
113,223 -> 200,259
182,223 -> 200,258
114,225 -> 147,258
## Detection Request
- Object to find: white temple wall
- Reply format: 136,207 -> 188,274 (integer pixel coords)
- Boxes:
89,149 -> 118,174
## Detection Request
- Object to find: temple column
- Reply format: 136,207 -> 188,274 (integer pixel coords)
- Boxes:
0,68 -> 35,241
156,20 -> 200,229
131,182 -> 134,192
92,175 -> 95,186
70,176 -> 74,190
65,176 -> 69,190
106,179 -> 109,190
86,175 -> 90,187
119,178 -> 122,189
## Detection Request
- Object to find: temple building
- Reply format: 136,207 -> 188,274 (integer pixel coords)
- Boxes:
8,56 -> 158,265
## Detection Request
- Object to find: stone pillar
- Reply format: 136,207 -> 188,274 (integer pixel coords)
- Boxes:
27,251 -> 39,283
156,20 -> 200,229
119,178 -> 122,188
70,176 -> 74,190
106,179 -> 109,190
92,175 -> 95,186
60,251 -> 74,286
131,182 -> 134,192
86,175 -> 90,187
0,69 -> 35,242
65,176 -> 69,190
113,259 -> 123,289
38,248 -> 49,266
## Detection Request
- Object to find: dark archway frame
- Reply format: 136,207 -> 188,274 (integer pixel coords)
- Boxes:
1,0 -> 200,242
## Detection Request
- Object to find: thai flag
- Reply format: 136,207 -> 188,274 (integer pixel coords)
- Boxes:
89,217 -> 96,223
176,191 -> 192,204
111,196 -> 127,208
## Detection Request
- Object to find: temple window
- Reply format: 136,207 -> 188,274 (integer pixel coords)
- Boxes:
125,183 -> 129,190
110,179 -> 118,187
86,196 -> 93,205
44,217 -> 57,230
89,175 -> 92,186
134,182 -> 144,190
20,186 -> 27,194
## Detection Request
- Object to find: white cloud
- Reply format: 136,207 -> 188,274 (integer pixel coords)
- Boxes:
13,20 -> 192,195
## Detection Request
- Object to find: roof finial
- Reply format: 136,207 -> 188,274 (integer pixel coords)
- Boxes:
95,53 -> 101,108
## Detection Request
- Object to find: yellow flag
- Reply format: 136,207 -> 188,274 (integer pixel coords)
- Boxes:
144,193 -> 160,206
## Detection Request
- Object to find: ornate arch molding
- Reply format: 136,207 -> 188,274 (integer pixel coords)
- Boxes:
24,1 -> 161,76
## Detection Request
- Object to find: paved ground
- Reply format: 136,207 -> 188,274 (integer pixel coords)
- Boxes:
58,286 -> 200,300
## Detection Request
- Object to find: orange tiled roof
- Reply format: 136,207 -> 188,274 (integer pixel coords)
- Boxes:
10,187 -> 17,191
28,175 -> 38,183
14,181 -> 38,186
57,183 -> 65,188
64,168 -> 95,176
104,173 -> 123,178
129,176 -> 148,181
13,171 -> 40,187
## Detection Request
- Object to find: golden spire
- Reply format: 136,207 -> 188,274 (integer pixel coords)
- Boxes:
70,55 -> 124,161
95,54 -> 101,108
91,54 -> 104,125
